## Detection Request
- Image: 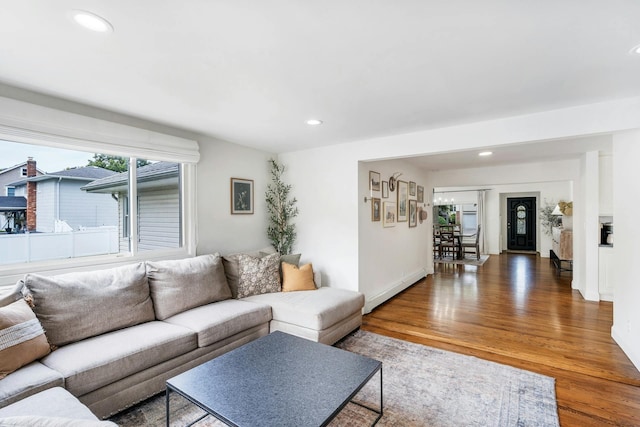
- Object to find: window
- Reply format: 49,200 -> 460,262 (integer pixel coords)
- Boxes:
6,187 -> 14,197
0,140 -> 187,267
516,205 -> 526,235
20,167 -> 27,177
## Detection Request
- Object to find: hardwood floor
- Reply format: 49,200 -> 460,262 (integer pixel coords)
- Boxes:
362,253 -> 640,426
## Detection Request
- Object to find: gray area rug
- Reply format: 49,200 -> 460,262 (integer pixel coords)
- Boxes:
435,254 -> 490,266
110,330 -> 558,427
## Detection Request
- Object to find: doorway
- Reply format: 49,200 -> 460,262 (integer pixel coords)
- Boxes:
507,197 -> 536,251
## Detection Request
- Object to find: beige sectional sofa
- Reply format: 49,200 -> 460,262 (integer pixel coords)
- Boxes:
0,251 -> 364,421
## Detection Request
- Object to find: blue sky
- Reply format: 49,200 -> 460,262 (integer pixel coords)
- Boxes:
1,140 -> 96,173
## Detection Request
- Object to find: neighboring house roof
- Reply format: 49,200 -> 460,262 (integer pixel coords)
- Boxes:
0,196 -> 27,211
82,162 -> 179,193
9,166 -> 116,187
0,161 -> 44,177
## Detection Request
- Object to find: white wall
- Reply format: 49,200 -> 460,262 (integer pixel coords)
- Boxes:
611,131 -> 640,371
195,136 -> 274,256
359,159 -> 430,312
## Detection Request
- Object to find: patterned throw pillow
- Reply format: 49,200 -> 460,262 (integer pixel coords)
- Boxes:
236,253 -> 281,298
0,299 -> 51,379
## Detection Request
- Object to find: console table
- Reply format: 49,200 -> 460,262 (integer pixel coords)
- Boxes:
551,227 -> 573,274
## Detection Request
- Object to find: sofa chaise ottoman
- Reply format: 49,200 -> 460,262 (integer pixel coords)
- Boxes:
0,387 -> 116,426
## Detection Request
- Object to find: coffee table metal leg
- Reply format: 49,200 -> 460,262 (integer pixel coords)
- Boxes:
349,366 -> 383,426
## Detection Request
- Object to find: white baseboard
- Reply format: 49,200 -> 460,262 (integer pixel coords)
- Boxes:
611,325 -> 640,372
363,268 -> 427,314
599,292 -> 613,302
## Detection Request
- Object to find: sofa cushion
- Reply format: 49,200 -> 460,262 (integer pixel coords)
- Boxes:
281,263 -> 316,292
0,416 -> 116,427
163,299 -> 272,348
222,247 -> 276,298
236,253 -> 281,298
0,299 -> 51,379
22,263 -> 154,347
0,387 -> 109,423
0,362 -> 63,409
40,321 -> 196,396
146,254 -> 232,320
242,287 -> 364,331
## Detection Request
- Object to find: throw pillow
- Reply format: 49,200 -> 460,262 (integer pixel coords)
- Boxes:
260,252 -> 301,283
281,262 -> 317,292
146,254 -> 232,320
222,248 -> 276,298
0,299 -> 51,379
236,253 -> 281,298
22,263 -> 154,347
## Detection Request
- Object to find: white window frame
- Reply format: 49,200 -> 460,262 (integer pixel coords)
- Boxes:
0,96 -> 199,288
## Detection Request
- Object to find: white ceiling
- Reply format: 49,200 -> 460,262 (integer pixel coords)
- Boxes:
1,1 -> 639,162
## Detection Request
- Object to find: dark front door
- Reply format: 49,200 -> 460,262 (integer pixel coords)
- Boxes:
507,197 -> 536,251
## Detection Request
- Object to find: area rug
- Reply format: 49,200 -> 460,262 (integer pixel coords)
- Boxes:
435,254 -> 489,266
110,330 -> 558,427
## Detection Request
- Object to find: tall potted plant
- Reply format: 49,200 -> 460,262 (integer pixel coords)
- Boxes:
265,159 -> 299,254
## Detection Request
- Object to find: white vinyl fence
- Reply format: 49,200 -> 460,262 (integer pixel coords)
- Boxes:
0,227 -> 119,265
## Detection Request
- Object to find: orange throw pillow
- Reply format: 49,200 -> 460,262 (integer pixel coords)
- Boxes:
281,262 -> 316,292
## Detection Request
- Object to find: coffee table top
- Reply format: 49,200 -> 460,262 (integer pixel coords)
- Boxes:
167,331 -> 381,427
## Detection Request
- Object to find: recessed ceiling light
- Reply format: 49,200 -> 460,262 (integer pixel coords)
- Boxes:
478,151 -> 493,157
631,44 -> 640,55
71,10 -> 113,33
305,119 -> 323,126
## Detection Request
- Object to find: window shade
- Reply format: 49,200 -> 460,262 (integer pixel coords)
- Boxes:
0,96 -> 200,164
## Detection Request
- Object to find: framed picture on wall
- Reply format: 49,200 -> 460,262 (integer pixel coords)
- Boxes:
369,171 -> 381,192
409,200 -> 417,228
383,201 -> 396,227
230,178 -> 254,214
372,198 -> 381,222
397,180 -> 408,222
382,181 -> 389,198
409,181 -> 417,197
417,185 -> 424,203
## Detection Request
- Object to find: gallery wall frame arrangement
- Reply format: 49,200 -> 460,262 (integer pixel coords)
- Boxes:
372,198 -> 381,222
383,201 -> 396,227
409,181 -> 416,197
231,177 -> 254,214
417,185 -> 424,203
397,180 -> 408,222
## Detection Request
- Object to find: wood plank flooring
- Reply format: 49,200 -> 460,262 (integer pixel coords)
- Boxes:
361,253 -> 640,426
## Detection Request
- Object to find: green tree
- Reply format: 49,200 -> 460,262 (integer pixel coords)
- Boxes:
87,154 -> 149,172
265,159 -> 298,255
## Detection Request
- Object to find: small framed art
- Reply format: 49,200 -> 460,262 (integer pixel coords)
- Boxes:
369,171 -> 381,192
372,198 -> 381,222
409,200 -> 417,228
409,181 -> 417,197
382,181 -> 389,198
417,185 -> 424,203
397,180 -> 408,222
231,178 -> 254,214
383,201 -> 396,227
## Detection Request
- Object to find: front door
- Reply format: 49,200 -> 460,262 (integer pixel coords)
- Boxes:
507,197 -> 536,251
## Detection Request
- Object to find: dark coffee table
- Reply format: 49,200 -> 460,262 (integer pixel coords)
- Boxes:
166,331 -> 382,426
